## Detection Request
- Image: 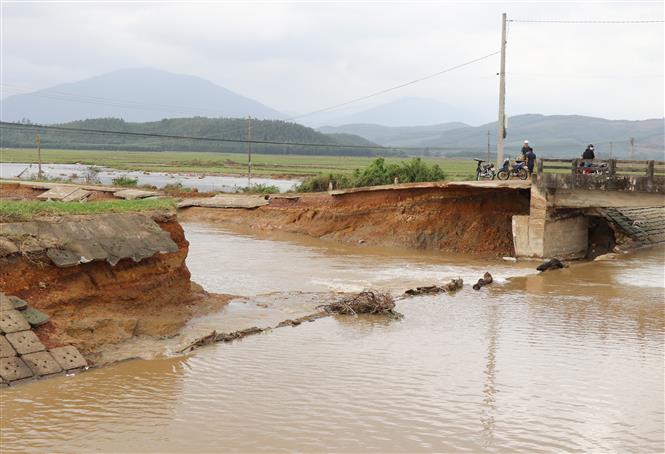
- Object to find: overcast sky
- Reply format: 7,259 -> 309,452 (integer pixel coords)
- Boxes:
1,1 -> 663,124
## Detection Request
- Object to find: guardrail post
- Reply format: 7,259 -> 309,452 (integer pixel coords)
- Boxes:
647,160 -> 655,177
608,159 -> 616,176
571,158 -> 579,175
537,158 -> 543,175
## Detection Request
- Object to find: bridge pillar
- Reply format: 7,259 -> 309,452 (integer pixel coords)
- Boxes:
512,185 -> 589,259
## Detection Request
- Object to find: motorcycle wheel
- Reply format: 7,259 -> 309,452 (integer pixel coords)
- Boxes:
497,170 -> 509,180
476,171 -> 481,181
517,168 -> 529,180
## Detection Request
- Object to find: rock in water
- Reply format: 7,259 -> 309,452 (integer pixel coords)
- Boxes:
537,259 -> 566,272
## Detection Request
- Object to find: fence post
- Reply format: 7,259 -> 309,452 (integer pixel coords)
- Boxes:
608,159 -> 617,177
571,158 -> 579,175
537,158 -> 544,175
646,160 -> 655,177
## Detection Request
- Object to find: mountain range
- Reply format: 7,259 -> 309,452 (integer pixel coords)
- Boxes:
2,68 -> 663,159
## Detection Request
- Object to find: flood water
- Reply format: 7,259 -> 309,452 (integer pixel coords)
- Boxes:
0,162 -> 299,192
1,223 -> 663,453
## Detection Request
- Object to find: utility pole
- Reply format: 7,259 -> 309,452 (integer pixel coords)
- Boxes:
35,132 -> 43,180
487,130 -> 491,162
247,116 -> 252,187
629,137 -> 635,159
496,12 -> 508,167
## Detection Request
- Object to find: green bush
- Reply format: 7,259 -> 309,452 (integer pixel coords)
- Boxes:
111,175 -> 139,187
295,158 -> 446,192
239,184 -> 280,194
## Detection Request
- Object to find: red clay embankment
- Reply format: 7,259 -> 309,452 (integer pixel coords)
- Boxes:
179,184 -> 531,256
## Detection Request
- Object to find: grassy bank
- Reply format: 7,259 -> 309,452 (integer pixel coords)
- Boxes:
0,198 -> 176,222
1,148 -> 477,180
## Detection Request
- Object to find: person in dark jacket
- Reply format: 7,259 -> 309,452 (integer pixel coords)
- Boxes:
582,144 -> 595,160
525,148 -> 537,174
520,140 -> 533,161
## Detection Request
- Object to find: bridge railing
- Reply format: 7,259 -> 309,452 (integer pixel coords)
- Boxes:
537,158 -> 665,178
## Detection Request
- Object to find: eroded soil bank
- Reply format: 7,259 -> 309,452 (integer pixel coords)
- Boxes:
0,213 -> 231,364
179,185 -> 531,256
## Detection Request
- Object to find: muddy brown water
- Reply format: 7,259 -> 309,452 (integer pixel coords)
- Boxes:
1,223 -> 663,453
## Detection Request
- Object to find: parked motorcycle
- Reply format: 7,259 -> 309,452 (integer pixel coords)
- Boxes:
497,159 -> 528,180
577,161 -> 609,176
474,158 -> 496,180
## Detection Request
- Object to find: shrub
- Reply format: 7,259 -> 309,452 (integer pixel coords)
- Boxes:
111,175 -> 139,187
239,184 -> 280,194
295,173 -> 354,192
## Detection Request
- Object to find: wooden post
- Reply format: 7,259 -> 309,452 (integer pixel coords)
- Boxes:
571,158 -> 579,175
608,159 -> 616,177
537,158 -> 544,175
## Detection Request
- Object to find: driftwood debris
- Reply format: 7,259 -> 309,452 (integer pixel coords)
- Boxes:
404,278 -> 463,296
472,272 -> 493,291
317,290 -> 403,319
178,327 -> 263,353
537,259 -> 567,272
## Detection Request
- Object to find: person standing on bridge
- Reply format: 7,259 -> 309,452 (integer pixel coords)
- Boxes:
520,140 -> 533,162
525,147 -> 537,175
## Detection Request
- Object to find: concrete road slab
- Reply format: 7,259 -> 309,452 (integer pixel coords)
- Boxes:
0,310 -> 31,334
5,330 -> 46,355
0,293 -> 13,312
49,346 -> 88,370
9,296 -> 28,311
22,307 -> 50,327
0,357 -> 33,382
0,335 -> 16,358
22,351 -> 63,376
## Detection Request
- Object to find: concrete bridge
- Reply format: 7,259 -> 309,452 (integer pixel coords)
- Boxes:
513,158 -> 665,259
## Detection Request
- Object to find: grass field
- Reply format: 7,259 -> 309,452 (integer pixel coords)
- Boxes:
0,148 -> 478,180
0,198 -> 176,222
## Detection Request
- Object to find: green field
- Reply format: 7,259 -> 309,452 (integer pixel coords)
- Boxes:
0,148 -> 478,180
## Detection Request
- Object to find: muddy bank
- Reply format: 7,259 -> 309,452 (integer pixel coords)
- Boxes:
0,212 -> 231,364
179,186 -> 531,256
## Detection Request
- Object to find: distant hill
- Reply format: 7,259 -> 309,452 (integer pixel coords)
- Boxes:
322,114 -> 665,159
319,122 -> 470,147
0,117 -> 381,156
1,68 -> 284,123
307,97 -> 480,127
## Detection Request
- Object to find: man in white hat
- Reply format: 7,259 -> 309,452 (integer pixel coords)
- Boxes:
520,140 -> 533,162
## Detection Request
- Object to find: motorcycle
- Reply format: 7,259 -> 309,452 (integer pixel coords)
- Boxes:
577,160 -> 609,176
497,158 -> 528,180
474,158 -> 496,180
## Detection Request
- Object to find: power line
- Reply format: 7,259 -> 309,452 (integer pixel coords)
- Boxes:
509,19 -> 664,23
0,121 -> 479,152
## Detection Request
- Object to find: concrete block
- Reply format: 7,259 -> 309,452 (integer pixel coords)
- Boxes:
0,335 -> 16,358
0,310 -> 31,334
9,296 -> 28,311
0,357 -> 33,382
49,346 -> 87,370
22,307 -> 50,327
5,330 -> 46,355
21,351 -> 63,376
0,293 -> 13,311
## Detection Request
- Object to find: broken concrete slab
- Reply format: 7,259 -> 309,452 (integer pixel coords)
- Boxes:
178,194 -> 271,209
22,307 -> 50,327
113,189 -> 160,200
0,293 -> 13,312
0,356 -> 33,382
9,295 -> 28,311
22,351 -> 63,376
0,310 -> 31,334
0,335 -> 16,358
0,214 -> 178,267
49,346 -> 88,370
37,186 -> 91,202
6,330 -> 46,355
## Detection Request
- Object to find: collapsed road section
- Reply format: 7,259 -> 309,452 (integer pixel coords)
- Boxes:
0,211 -> 231,370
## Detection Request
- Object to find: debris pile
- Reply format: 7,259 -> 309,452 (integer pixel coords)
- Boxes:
537,258 -> 567,272
472,272 -> 493,291
317,290 -> 402,319
404,278 -> 463,296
